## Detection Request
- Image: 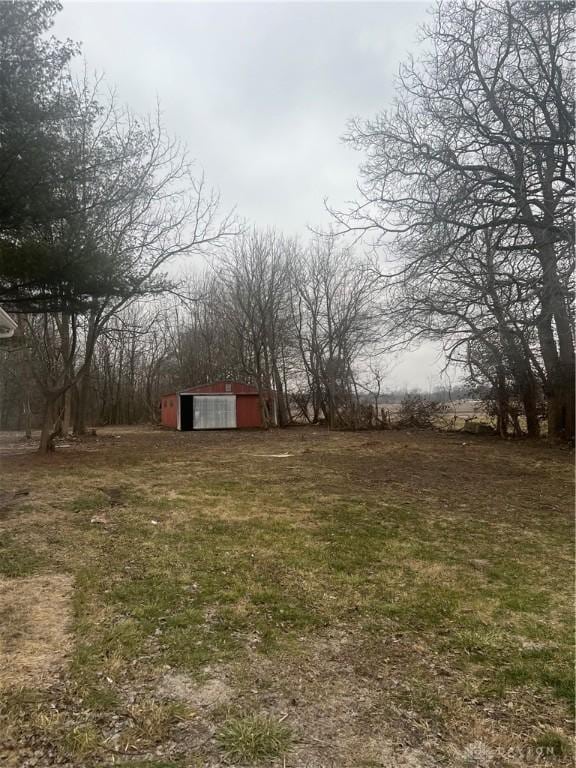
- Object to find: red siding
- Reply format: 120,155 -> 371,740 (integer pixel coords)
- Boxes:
236,394 -> 262,428
160,395 -> 178,428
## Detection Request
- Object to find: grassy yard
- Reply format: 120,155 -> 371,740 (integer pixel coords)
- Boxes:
0,427 -> 573,767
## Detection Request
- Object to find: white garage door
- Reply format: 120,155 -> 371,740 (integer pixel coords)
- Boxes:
193,395 -> 236,429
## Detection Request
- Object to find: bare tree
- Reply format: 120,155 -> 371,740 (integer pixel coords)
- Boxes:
18,76 -> 237,451
290,237 -> 379,427
214,229 -> 296,426
333,0 -> 574,438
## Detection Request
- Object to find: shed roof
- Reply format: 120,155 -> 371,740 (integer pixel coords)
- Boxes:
161,381 -> 261,398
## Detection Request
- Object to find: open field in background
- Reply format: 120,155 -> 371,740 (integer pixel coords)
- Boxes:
289,400 -> 493,433
0,426 -> 573,767
382,398 -> 483,417
382,399 -> 491,431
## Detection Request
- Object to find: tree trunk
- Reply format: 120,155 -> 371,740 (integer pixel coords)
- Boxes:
536,239 -> 575,440
272,364 -> 289,427
522,384 -> 540,438
495,372 -> 509,438
39,395 -> 59,453
258,392 -> 271,428
61,387 -> 72,435
547,377 -> 575,440
73,376 -> 87,435
23,396 -> 32,439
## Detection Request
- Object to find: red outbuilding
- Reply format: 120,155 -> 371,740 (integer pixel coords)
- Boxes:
160,381 -> 276,430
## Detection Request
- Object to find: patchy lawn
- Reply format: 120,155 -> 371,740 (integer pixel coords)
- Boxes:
0,426 -> 573,767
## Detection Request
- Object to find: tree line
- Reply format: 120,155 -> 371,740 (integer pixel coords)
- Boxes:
0,231 -> 383,437
0,0 -> 573,450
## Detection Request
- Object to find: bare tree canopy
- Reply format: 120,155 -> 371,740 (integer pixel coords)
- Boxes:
332,0 -> 575,438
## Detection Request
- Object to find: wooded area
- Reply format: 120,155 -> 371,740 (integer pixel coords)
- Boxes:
0,1 -> 573,450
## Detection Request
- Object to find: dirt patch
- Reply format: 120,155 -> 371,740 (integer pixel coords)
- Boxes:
0,489 -> 30,518
0,574 -> 73,690
225,629 -> 447,768
156,671 -> 233,709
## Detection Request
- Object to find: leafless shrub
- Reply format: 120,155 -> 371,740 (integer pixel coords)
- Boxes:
396,394 -> 448,430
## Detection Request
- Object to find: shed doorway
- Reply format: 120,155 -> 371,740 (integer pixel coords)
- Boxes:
180,394 -> 195,431
193,395 -> 237,429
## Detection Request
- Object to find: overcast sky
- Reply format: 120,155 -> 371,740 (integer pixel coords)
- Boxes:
54,1 -> 450,390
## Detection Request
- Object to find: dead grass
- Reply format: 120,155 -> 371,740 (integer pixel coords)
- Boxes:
0,573 -> 73,690
0,426 -> 572,767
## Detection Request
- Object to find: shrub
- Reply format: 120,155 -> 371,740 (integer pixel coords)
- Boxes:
396,394 -> 448,429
